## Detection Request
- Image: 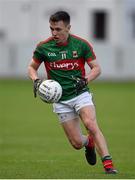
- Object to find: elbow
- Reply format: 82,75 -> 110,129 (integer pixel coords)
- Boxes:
96,66 -> 101,77
27,66 -> 31,78
27,65 -> 35,80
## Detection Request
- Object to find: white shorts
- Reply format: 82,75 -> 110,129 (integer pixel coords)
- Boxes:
53,92 -> 94,123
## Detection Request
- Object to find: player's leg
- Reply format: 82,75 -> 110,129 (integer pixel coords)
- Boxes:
58,113 -> 88,149
79,105 -> 109,156
79,105 -> 117,174
53,102 -> 88,149
58,112 -> 96,165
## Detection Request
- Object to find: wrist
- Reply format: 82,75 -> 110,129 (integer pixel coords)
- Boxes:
33,78 -> 40,82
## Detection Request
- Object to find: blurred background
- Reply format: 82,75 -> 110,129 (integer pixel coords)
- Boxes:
0,0 -> 135,81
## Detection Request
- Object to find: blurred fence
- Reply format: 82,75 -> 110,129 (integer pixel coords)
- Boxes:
0,0 -> 135,80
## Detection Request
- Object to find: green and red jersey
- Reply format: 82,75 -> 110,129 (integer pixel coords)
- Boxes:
33,34 -> 96,101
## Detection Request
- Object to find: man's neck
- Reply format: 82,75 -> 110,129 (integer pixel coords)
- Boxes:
56,34 -> 70,46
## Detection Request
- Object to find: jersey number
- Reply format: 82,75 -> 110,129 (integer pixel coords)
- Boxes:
61,53 -> 67,59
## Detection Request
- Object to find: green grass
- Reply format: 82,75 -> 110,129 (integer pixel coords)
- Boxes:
0,80 -> 135,179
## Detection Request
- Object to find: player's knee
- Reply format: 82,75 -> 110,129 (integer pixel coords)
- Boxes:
71,139 -> 83,150
85,119 -> 98,135
72,143 -> 82,150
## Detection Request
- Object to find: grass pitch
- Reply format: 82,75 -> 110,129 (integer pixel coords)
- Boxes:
0,80 -> 135,179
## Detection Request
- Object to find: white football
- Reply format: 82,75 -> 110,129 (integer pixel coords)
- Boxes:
38,79 -> 62,103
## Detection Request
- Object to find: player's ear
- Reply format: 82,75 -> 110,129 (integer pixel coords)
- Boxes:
68,24 -> 71,30
66,24 -> 71,32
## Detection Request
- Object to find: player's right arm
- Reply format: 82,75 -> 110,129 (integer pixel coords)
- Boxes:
28,58 -> 41,81
28,59 -> 42,97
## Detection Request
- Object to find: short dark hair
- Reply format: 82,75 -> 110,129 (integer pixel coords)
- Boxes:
49,11 -> 70,25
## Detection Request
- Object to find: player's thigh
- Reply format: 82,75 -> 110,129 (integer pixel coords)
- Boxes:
79,105 -> 99,132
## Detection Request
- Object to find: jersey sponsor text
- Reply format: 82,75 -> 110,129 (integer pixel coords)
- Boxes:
50,61 -> 79,70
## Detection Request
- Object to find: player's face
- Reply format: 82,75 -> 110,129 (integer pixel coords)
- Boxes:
49,20 -> 71,43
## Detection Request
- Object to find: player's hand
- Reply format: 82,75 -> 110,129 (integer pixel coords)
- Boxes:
33,79 -> 42,98
73,77 -> 88,94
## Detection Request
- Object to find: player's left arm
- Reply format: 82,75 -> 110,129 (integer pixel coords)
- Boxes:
83,40 -> 101,83
86,59 -> 101,83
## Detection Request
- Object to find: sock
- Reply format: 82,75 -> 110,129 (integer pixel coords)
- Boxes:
102,155 -> 114,169
81,135 -> 89,147
85,135 -> 95,148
